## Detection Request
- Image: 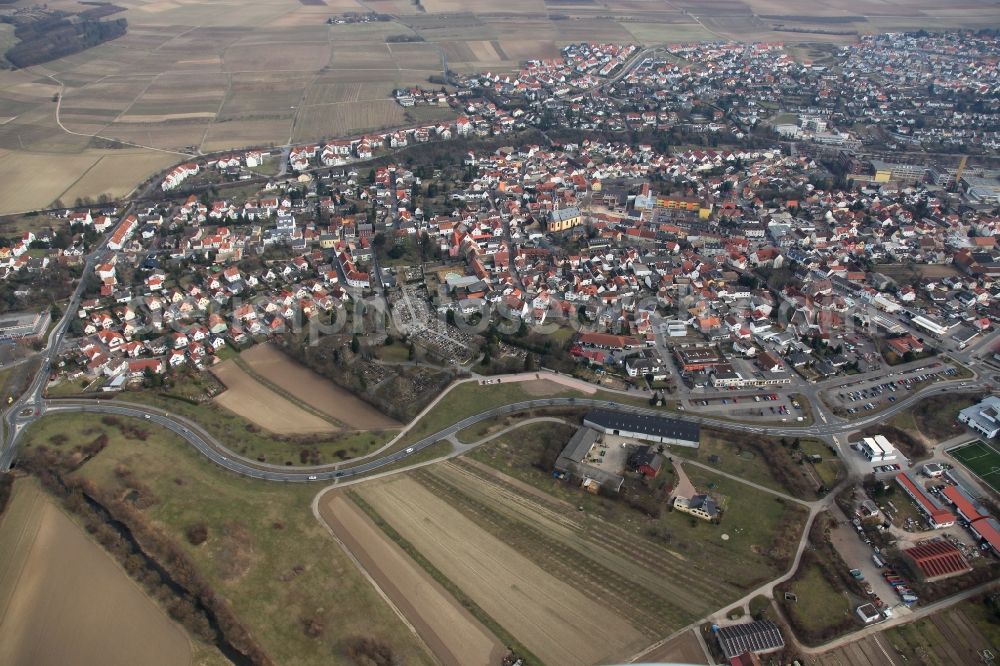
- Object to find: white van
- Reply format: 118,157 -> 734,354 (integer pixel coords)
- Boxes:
872,554 -> 885,568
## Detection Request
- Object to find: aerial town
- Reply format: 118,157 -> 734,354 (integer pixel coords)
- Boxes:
0,14 -> 998,666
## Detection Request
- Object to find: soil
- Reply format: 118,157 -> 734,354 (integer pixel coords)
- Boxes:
318,490 -> 505,666
0,480 -> 192,666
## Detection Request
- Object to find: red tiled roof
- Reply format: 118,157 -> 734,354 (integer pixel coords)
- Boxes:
577,332 -> 641,349
971,518 -> 1000,553
903,541 -> 971,580
941,486 -> 989,522
895,473 -> 956,525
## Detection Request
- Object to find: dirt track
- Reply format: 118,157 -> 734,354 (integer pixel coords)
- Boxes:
211,360 -> 335,434
242,344 -> 399,429
319,491 -> 504,666
0,480 -> 192,666
355,475 -> 645,666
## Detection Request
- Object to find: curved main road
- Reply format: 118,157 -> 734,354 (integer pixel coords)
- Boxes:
33,373 -> 990,483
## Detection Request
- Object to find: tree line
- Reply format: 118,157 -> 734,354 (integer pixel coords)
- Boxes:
4,16 -> 127,69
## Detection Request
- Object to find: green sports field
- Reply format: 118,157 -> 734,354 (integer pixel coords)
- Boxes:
950,440 -> 1000,493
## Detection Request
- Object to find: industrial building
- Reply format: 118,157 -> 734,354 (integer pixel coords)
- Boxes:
857,435 -> 897,462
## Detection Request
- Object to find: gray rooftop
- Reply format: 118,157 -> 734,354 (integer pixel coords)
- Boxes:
717,620 -> 785,659
584,408 -> 700,444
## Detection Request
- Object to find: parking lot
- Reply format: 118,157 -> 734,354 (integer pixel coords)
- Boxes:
825,362 -> 958,414
681,392 -> 807,422
828,513 -> 904,617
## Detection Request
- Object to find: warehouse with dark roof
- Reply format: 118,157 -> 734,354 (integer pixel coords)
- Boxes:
715,620 -> 785,660
901,541 -> 972,582
583,409 -> 700,448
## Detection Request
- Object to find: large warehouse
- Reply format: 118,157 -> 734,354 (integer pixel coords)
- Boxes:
582,409 -> 700,448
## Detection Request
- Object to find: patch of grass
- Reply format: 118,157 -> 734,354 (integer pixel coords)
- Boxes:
670,429 -> 827,499
375,342 -> 412,363
959,595 -> 1000,654
681,466 -> 808,570
799,438 -> 843,488
45,377 -> 98,396
748,594 -> 771,618
904,392 -> 984,441
781,560 -> 854,637
21,412 -> 433,666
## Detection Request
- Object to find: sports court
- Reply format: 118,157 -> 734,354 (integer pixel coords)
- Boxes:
949,440 -> 1000,493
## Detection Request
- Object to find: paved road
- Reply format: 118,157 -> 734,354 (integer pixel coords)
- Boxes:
0,206 -> 133,471
22,368 -> 988,483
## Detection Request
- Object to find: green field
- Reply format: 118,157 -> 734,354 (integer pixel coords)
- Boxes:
950,440 -> 1000,493
781,556 -> 854,639
20,412 -> 433,666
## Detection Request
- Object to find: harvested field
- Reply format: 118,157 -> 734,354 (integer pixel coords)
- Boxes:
225,42 -> 331,72
353,473 -> 646,666
386,43 -> 444,69
0,479 -> 192,666
637,629 -> 709,664
211,360 -> 336,434
57,152 -> 178,204
292,100 -> 406,142
0,150 -> 102,214
217,73 -> 312,121
319,492 -> 505,666
241,343 -> 399,429
200,118 -> 291,152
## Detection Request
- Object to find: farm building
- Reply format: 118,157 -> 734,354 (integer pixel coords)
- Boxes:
894,473 -> 956,528
901,541 -> 972,582
583,409 -> 700,448
627,446 -> 663,478
957,397 -> 1000,438
715,620 -> 785,660
553,427 -> 624,493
